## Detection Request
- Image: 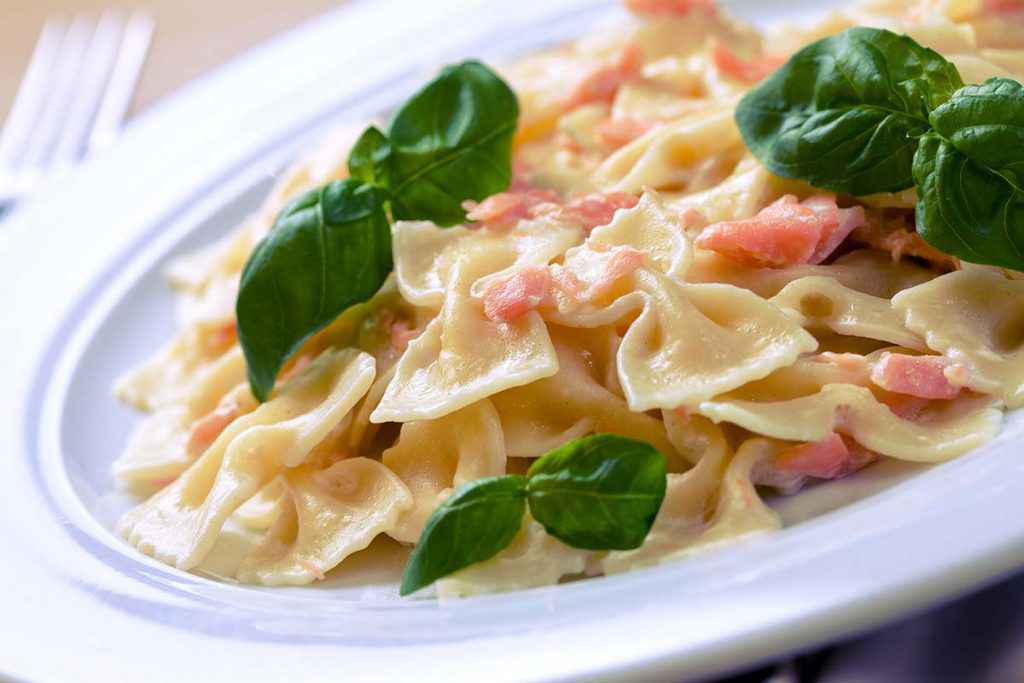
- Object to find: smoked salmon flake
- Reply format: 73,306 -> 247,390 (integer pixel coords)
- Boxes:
694,194 -> 866,268
482,265 -> 553,322
870,352 -> 964,401
463,189 -> 559,230
710,39 -> 785,83
464,189 -> 637,232
985,0 -> 1024,12
566,43 -> 645,109
186,395 -> 247,458
774,433 -> 879,480
561,192 -> 641,232
390,319 -> 422,352
482,245 -> 645,322
624,0 -> 718,17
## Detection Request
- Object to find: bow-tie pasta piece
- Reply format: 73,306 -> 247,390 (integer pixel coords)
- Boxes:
345,364 -> 397,457
133,125 -> 363,403
594,106 -> 742,194
492,327 -> 686,469
902,14 -> 979,54
602,443 -> 729,574
586,191 -> 691,278
113,348 -> 252,492
114,405 -> 191,495
174,274 -> 239,329
543,289 -> 648,329
372,258 -> 559,423
165,223 -> 254,296
629,5 -> 761,61
695,438 -> 785,544
618,269 -> 818,411
543,192 -> 688,326
392,219 -> 582,308
948,53 -> 1017,84
382,399 -> 506,543
236,458 -> 412,585
662,407 -> 730,466
667,156 -> 781,225
725,354 -> 873,399
604,438 -> 781,573
436,515 -> 592,598
688,248 -> 934,299
894,270 -> 1024,408
118,348 -> 375,569
697,350 -> 999,461
771,276 -> 925,350
612,85 -> 711,123
234,478 -> 287,531
698,383 -> 1002,463
115,322 -> 242,411
391,222 -> 474,308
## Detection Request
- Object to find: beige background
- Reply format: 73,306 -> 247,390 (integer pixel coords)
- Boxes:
1,0 -> 344,122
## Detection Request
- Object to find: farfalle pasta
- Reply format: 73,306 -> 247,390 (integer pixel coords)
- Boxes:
113,0 -> 1024,594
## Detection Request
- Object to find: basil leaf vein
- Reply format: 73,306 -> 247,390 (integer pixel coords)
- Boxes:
399,475 -> 528,597
236,179 -> 392,401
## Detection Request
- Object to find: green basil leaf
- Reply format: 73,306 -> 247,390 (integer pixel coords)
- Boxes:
347,126 -> 391,186
400,475 -> 528,596
385,60 -> 518,226
526,434 -> 667,551
913,78 -> 1024,269
929,77 -> 1024,189
736,27 -> 963,195
236,179 -> 392,401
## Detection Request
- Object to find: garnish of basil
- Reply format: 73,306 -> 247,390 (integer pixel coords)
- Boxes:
735,27 -> 963,196
347,125 -> 390,187
526,434 -> 667,550
236,179 -> 391,401
399,476 -> 528,598
384,60 -> 519,226
913,78 -> 1024,269
236,60 -> 518,401
736,27 -> 1024,270
399,434 -> 668,596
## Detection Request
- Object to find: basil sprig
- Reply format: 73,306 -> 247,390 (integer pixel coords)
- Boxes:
398,476 -> 528,598
736,27 -> 962,196
383,61 -> 519,226
237,181 -> 391,400
400,434 -> 667,596
237,61 -> 518,401
736,27 -> 1024,270
913,78 -> 1024,269
526,434 -> 666,550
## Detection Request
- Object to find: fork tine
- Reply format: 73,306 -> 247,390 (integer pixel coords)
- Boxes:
18,15 -> 93,182
0,19 -> 66,192
51,12 -> 125,172
88,11 -> 154,154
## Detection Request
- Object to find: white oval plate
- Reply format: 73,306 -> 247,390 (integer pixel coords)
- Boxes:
4,1 -> 1024,681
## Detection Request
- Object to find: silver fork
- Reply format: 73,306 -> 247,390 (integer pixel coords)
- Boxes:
0,12 -> 154,216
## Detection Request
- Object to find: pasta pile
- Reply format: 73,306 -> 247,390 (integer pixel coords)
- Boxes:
113,0 -> 1024,596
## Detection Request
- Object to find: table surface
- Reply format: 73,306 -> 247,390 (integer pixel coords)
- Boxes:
1,0 -> 342,122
